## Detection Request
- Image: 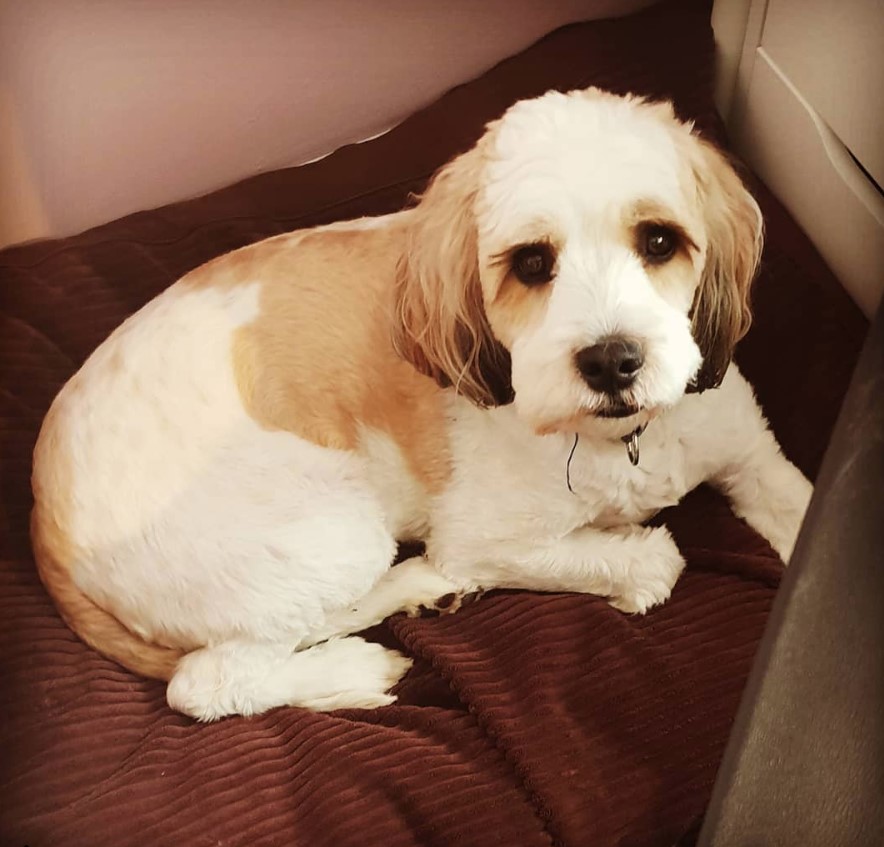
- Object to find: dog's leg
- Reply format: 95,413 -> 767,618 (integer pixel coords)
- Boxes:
714,429 -> 813,563
166,636 -> 412,721
435,523 -> 686,615
698,367 -> 813,564
308,556 -> 463,643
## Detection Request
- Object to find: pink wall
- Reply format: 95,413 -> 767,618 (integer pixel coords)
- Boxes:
0,0 -> 652,248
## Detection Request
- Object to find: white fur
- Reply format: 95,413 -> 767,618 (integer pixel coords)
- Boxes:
37,90 -> 812,720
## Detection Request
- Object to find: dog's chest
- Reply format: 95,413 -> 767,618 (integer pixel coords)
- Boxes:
441,400 -> 713,542
567,430 -> 693,527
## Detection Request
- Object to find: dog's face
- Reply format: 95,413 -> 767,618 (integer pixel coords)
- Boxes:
394,88 -> 762,435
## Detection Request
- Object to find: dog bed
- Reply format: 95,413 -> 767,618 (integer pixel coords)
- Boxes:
0,1 -> 867,844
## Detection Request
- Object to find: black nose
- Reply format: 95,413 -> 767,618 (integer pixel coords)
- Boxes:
575,337 -> 644,394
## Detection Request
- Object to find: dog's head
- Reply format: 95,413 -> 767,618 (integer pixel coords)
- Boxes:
393,88 -> 762,434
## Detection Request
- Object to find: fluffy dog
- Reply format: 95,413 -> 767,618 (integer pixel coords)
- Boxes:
31,88 -> 812,720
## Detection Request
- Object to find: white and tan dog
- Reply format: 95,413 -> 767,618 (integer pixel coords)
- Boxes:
31,88 -> 812,721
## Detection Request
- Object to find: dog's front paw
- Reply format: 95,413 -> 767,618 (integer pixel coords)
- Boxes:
608,526 -> 686,615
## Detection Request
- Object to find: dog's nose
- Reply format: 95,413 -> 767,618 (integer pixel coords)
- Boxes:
575,337 -> 644,394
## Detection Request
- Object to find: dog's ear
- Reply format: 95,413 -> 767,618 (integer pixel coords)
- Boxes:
393,136 -> 513,406
687,136 -> 763,392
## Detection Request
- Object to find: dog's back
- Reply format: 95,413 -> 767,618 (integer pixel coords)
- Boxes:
30,212 -> 444,684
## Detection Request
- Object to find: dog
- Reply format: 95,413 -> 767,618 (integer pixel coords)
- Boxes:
31,88 -> 812,721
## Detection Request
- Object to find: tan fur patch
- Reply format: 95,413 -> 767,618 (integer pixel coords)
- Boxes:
227,223 -> 452,493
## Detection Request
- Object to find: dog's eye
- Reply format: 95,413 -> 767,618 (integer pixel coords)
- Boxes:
512,243 -> 555,285
640,224 -> 678,263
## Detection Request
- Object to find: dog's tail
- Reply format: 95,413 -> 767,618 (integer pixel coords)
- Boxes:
31,507 -> 183,681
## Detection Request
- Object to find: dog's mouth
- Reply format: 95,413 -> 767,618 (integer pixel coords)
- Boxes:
596,401 -> 641,419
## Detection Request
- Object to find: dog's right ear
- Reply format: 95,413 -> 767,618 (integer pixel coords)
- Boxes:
392,132 -> 513,407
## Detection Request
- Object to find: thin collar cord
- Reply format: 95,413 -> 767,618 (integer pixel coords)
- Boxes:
566,433 -> 580,494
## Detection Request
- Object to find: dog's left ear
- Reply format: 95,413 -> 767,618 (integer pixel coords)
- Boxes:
687,136 -> 764,392
392,130 -> 513,407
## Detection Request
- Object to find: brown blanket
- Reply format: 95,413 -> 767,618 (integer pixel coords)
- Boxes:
0,1 -> 866,845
